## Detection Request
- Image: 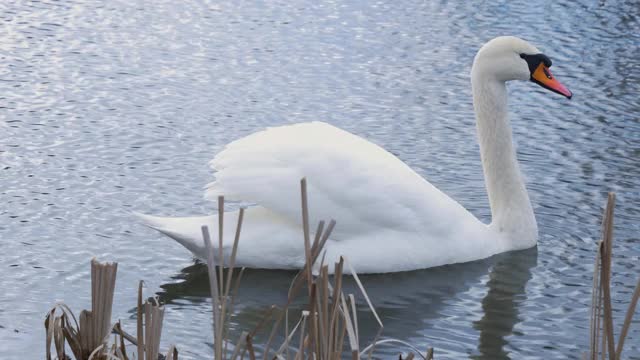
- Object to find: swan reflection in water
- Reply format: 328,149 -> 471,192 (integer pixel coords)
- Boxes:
472,248 -> 537,359
157,248 -> 537,358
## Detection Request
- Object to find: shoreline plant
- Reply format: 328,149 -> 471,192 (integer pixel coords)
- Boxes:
44,185 -> 638,359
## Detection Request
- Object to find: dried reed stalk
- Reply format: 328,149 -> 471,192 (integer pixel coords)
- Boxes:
615,276 -> 640,358
426,347 -> 434,359
201,196 -> 248,360
601,193 -> 616,360
144,297 -> 165,360
137,281 -> 144,360
301,178 -> 313,297
75,259 -> 118,359
202,225 -> 222,359
588,192 -> 639,360
259,178 -> 432,360
45,259 -> 178,360
45,178 -> 434,360
218,197 -> 225,301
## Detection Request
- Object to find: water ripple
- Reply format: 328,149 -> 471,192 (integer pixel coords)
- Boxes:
1,0 -> 638,358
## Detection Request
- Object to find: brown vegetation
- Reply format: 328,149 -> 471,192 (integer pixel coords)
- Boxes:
44,186 -> 637,359
586,193 -> 640,360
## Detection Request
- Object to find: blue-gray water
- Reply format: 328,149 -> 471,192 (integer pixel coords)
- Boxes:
1,0 -> 639,358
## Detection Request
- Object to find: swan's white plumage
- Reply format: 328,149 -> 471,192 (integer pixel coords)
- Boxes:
136,207 -> 309,270
206,122 -> 480,241
137,36 -> 566,273
142,122 -> 501,273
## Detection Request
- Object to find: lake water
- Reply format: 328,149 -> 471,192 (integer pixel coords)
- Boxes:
1,0 -> 639,358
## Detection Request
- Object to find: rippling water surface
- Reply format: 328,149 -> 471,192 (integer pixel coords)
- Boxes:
1,0 -> 639,358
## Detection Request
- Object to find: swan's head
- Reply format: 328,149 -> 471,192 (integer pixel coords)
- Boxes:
472,36 -> 572,99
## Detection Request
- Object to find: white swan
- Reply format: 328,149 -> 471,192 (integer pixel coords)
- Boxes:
137,36 -> 571,274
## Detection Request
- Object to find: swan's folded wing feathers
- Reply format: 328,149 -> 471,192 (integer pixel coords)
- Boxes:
205,121 -> 474,240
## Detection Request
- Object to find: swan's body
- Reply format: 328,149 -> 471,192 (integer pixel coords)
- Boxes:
139,122 -> 500,273
138,36 -> 571,274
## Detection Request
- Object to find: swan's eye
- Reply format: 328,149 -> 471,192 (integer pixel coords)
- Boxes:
520,53 -> 553,76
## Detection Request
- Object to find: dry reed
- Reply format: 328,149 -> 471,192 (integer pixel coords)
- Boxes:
46,182 -> 640,359
199,179 -> 434,360
587,192 -> 640,360
45,260 -> 178,359
40,178 -> 449,359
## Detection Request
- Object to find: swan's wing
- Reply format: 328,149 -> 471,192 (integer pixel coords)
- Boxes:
206,122 -> 478,240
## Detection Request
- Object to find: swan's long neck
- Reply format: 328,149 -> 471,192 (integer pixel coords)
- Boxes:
471,70 -> 538,249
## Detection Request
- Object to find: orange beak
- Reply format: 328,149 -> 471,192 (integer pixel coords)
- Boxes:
531,63 -> 572,99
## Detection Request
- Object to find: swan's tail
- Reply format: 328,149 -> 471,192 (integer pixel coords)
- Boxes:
134,212 -> 219,260
135,207 -> 305,269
